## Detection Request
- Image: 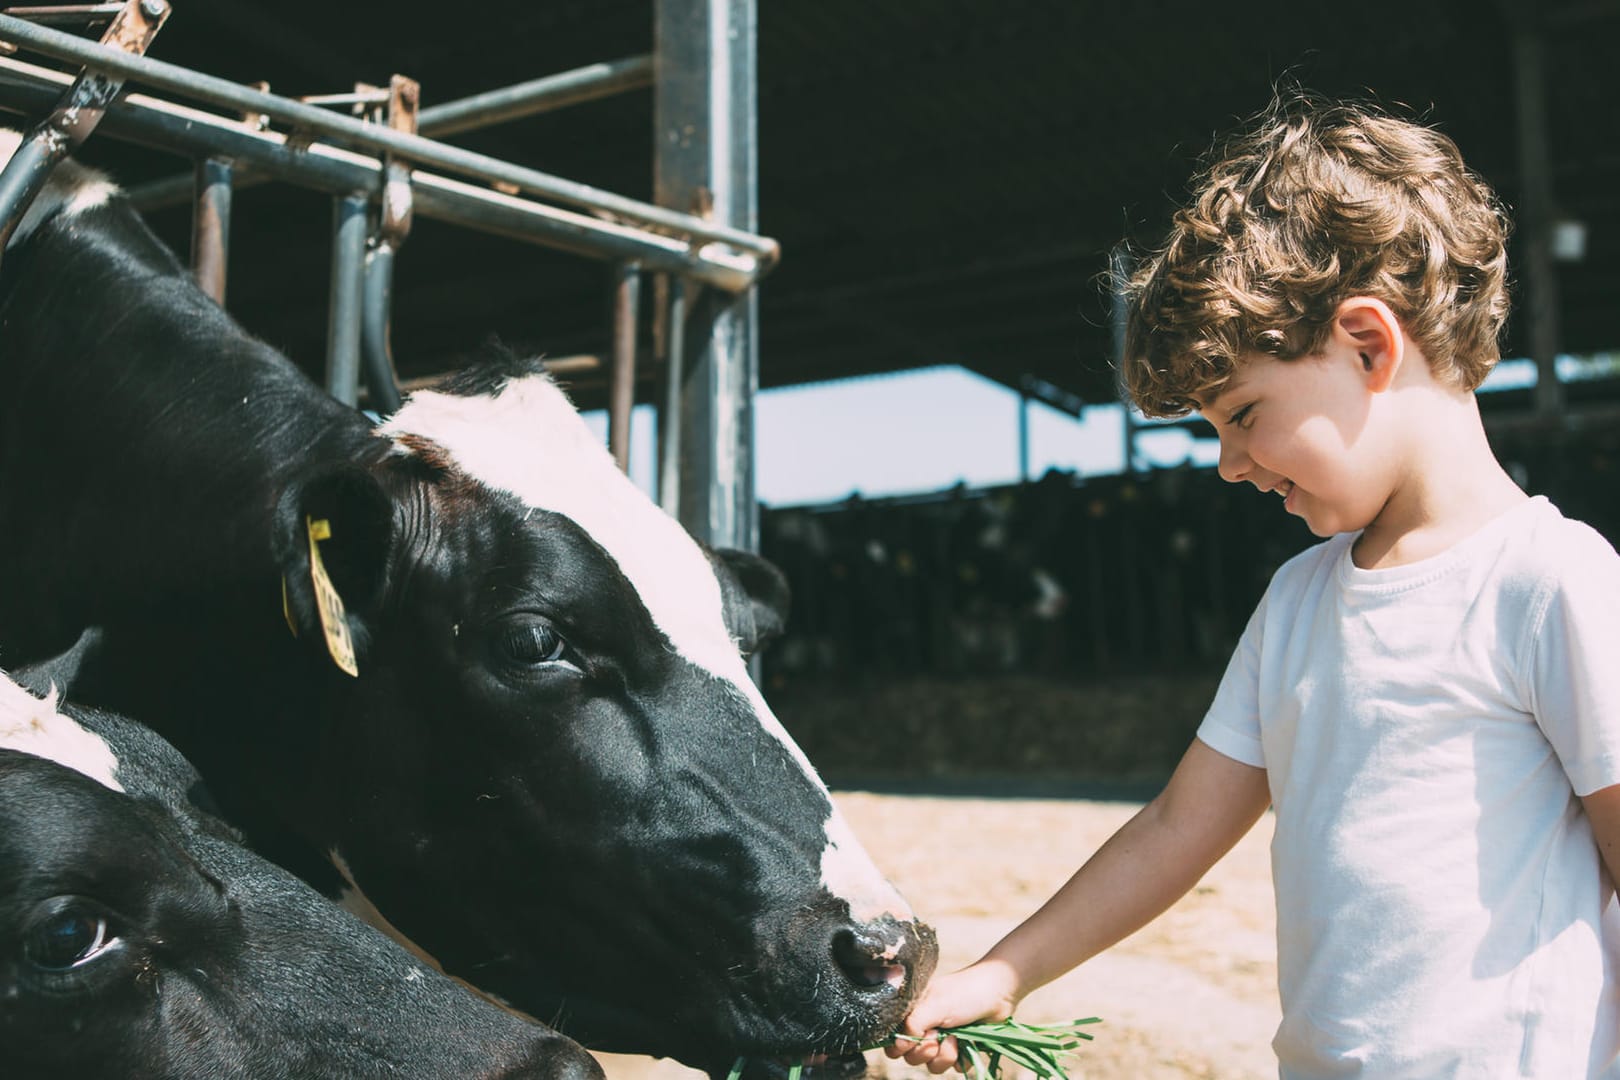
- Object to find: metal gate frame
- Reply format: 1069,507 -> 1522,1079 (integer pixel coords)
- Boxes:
0,0 -> 767,550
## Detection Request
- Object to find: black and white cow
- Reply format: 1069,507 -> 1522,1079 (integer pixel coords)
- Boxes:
0,670 -> 604,1080
0,131 -> 935,1073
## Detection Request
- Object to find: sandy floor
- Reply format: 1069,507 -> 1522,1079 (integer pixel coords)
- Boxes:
596,791 -> 1280,1080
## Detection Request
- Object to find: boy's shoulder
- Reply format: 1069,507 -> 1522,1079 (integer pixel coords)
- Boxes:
1495,497 -> 1617,582
1260,497 -> 1618,603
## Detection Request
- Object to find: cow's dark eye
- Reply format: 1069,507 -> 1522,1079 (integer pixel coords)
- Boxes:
26,902 -> 117,971
494,615 -> 572,668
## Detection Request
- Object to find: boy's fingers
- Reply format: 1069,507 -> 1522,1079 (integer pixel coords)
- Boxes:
884,1035 -> 922,1060
925,1037 -> 961,1075
897,1035 -> 942,1067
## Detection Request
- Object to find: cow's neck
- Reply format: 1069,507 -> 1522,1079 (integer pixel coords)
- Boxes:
0,202 -> 373,661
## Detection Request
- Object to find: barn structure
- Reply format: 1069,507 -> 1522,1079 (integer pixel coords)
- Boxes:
0,0 -> 1615,780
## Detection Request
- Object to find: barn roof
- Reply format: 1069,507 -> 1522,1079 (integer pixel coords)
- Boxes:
22,0 -> 1620,413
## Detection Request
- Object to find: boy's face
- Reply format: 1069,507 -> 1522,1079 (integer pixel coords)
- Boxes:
1197,347 -> 1396,538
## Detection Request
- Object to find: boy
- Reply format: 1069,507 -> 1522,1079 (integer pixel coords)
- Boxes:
888,96 -> 1620,1077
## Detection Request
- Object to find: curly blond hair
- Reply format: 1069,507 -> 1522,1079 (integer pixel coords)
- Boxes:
1121,95 -> 1511,417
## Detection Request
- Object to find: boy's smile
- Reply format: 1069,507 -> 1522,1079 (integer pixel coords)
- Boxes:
1197,338 -> 1392,540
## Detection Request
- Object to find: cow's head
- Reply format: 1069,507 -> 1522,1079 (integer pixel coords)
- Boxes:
274,359 -> 936,1071
0,684 -> 605,1080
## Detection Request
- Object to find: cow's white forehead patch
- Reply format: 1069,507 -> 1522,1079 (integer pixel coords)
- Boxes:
379,372 -> 756,689
0,674 -> 123,792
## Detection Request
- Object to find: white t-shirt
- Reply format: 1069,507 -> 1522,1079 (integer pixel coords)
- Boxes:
1199,496 -> 1620,1078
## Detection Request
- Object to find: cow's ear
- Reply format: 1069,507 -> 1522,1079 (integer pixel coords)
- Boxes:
707,548 -> 792,656
273,464 -> 396,674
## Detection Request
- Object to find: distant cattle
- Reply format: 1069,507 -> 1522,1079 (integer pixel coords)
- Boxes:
0,130 -> 935,1073
0,671 -> 603,1080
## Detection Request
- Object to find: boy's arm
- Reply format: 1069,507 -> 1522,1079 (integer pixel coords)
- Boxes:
1581,782 -> 1620,889
893,739 -> 1269,1071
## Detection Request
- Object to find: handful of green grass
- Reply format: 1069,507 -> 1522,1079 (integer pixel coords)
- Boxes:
727,1017 -> 1102,1080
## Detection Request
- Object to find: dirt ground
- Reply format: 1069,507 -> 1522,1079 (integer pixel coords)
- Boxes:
596,790 -> 1280,1080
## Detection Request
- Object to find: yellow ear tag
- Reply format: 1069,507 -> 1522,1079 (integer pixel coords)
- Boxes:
306,516 -> 359,677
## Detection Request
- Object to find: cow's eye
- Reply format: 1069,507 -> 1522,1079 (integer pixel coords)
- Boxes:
494,615 -> 571,667
26,901 -> 117,971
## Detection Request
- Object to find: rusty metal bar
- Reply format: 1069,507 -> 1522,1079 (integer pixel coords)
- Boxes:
608,260 -> 642,472
189,155 -> 230,303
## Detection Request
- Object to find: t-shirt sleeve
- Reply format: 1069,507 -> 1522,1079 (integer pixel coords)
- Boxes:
1198,588 -> 1268,769
1529,525 -> 1620,796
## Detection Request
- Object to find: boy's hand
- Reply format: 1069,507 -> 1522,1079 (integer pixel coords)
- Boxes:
886,960 -> 1020,1074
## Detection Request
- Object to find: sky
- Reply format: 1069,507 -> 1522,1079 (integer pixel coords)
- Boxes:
579,355 -> 1596,510
581,364 -> 1214,508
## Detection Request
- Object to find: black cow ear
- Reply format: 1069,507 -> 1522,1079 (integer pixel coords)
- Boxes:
272,464 -> 395,676
707,548 -> 792,655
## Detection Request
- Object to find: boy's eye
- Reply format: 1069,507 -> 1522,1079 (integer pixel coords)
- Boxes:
1228,404 -> 1255,429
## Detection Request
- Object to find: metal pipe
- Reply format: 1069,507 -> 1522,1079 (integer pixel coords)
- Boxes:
1018,381 -> 1031,484
1509,6 -> 1564,420
418,55 -> 653,139
656,0 -> 761,552
0,5 -> 124,25
0,57 -> 763,290
0,124 -> 68,248
658,275 -> 688,517
189,155 -> 230,303
360,241 -> 403,414
325,192 -> 367,406
131,57 -> 653,208
1109,245 -> 1137,473
608,260 -> 641,472
0,0 -> 166,250
0,12 -> 778,265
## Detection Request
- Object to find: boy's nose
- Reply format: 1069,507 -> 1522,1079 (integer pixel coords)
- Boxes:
1217,440 -> 1250,484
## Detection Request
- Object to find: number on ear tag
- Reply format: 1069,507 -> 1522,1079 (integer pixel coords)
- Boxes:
306,516 -> 359,677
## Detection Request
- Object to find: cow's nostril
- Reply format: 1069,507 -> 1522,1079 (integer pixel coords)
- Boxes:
830,928 -> 906,991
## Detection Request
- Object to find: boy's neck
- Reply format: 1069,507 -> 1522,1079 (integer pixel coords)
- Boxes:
1351,392 -> 1526,570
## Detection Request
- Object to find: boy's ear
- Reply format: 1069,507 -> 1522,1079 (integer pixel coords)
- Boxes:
1333,296 -> 1403,393
273,463 -> 397,675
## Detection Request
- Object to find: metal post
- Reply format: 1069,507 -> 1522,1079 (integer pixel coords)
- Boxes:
360,243 -> 403,414
1018,379 -> 1031,484
325,192 -> 367,406
190,156 -> 231,304
609,261 -> 642,472
658,275 -> 689,516
1110,245 -> 1138,473
655,0 -> 760,551
1509,5 -> 1564,420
